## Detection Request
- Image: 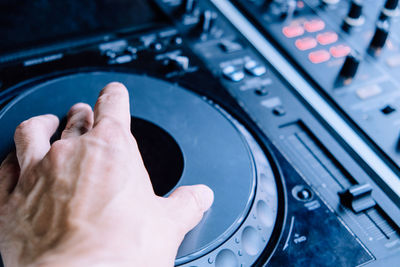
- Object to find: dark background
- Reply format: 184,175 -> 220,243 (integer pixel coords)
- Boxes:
0,0 -> 167,54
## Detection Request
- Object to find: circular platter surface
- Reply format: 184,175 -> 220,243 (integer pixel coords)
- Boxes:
0,71 -> 281,266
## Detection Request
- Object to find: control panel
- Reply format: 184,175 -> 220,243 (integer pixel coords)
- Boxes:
230,0 -> 400,174
152,0 -> 400,265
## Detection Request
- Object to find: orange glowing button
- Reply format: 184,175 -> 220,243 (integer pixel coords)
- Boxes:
309,50 -> 331,64
282,25 -> 305,38
295,37 -> 317,51
304,19 -> 325,33
330,45 -> 351,58
317,32 -> 339,45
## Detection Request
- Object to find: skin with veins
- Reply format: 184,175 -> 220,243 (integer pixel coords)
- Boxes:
0,83 -> 214,267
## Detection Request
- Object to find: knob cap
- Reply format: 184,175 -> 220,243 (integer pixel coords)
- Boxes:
339,53 -> 361,81
338,183 -> 375,213
164,55 -> 190,72
344,0 -> 364,27
181,0 -> 197,14
321,0 -> 340,5
199,10 -> 218,34
369,20 -> 390,56
381,0 -> 399,18
384,0 -> 399,10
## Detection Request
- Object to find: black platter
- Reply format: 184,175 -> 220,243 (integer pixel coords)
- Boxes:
0,71 -> 281,266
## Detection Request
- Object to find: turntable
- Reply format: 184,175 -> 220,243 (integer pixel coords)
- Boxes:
1,0 -> 399,266
0,71 -> 281,266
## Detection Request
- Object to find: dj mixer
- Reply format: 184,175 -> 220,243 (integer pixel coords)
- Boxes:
0,0 -> 399,266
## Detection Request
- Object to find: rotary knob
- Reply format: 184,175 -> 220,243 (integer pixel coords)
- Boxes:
368,20 -> 390,56
381,0 -> 399,18
338,52 -> 361,84
343,0 -> 364,28
181,0 -> 197,15
321,0 -> 340,5
199,10 -> 218,34
162,55 -> 190,73
163,55 -> 190,72
384,0 -> 399,11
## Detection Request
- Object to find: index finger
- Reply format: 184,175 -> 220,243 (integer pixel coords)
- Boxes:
93,82 -> 131,130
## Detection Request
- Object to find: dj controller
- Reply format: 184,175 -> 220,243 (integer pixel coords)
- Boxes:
0,0 -> 400,266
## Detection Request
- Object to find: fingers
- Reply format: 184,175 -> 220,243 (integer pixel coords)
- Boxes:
61,103 -> 94,139
0,152 -> 19,203
14,114 -> 59,170
167,184 -> 214,234
93,82 -> 131,131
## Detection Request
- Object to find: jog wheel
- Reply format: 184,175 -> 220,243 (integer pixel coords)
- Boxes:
0,71 -> 282,266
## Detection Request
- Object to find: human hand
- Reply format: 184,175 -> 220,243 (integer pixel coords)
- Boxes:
0,82 -> 214,267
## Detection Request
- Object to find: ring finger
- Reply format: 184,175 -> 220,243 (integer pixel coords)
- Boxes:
61,103 -> 94,139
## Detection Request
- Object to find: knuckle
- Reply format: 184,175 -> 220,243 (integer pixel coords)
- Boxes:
100,83 -> 128,100
96,93 -> 112,106
185,188 -> 204,213
50,140 -> 69,154
65,119 -> 90,134
96,117 -> 124,136
14,115 -> 57,139
47,140 -> 70,166
69,103 -> 91,115
15,118 -> 36,135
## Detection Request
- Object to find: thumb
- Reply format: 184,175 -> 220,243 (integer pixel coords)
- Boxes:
167,184 -> 214,234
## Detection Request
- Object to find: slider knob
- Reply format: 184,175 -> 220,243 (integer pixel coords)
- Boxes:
199,10 -> 218,34
344,0 -> 364,27
338,53 -> 361,83
338,183 -> 375,213
369,20 -> 390,56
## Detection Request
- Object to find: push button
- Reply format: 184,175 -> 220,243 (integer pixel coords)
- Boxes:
255,86 -> 269,96
386,54 -> 400,68
282,25 -> 304,38
304,19 -> 325,33
295,37 -> 317,51
222,65 -> 245,82
317,32 -> 338,45
308,50 -> 331,64
272,106 -> 286,116
330,45 -> 351,58
356,84 -> 382,99
381,105 -> 396,115
244,60 -> 267,76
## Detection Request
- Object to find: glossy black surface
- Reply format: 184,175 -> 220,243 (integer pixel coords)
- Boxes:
0,0 -> 167,55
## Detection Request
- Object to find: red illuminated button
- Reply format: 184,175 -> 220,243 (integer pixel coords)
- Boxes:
282,25 -> 305,38
295,37 -> 317,51
317,32 -> 338,45
330,45 -> 351,58
309,50 -> 331,63
304,19 -> 325,33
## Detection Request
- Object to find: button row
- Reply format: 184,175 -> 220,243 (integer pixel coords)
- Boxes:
222,60 -> 267,82
282,18 -> 351,64
295,31 -> 339,51
282,19 -> 326,38
308,45 -> 351,64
